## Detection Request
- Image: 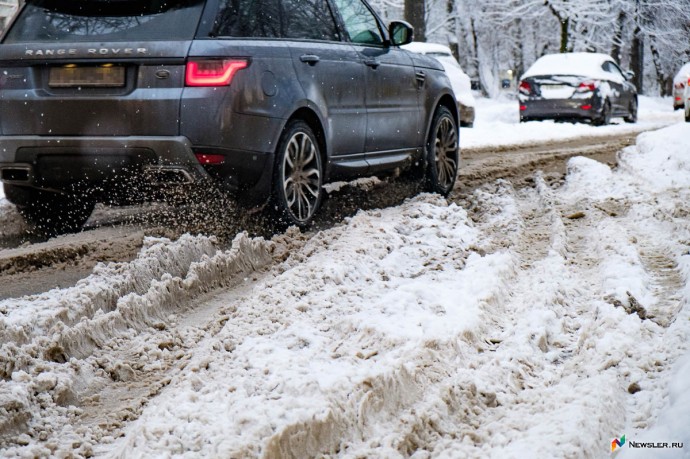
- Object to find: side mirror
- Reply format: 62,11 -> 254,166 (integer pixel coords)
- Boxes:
624,70 -> 635,81
389,21 -> 414,46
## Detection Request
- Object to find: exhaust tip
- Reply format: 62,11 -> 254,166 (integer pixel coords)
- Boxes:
0,165 -> 33,183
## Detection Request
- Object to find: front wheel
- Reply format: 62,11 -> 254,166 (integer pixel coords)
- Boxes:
424,106 -> 459,196
271,120 -> 324,228
4,184 -> 94,236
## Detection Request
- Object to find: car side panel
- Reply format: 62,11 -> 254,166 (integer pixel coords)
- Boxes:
181,39 -> 302,155
355,45 -> 421,153
288,41 -> 366,158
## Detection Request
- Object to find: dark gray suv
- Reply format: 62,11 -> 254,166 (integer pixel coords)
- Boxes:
0,0 -> 459,233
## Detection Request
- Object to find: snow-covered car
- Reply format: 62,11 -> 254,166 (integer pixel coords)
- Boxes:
518,52 -> 637,125
673,62 -> 690,110
402,42 -> 475,127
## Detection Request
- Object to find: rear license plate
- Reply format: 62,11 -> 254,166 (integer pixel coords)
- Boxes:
49,66 -> 125,88
541,84 -> 568,90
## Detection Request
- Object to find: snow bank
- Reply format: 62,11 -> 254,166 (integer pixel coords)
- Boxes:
0,232 -> 274,456
618,122 -> 690,191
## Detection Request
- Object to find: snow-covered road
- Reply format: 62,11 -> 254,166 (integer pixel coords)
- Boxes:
1,98 -> 689,458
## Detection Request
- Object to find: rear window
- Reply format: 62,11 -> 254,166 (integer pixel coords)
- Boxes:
4,0 -> 205,43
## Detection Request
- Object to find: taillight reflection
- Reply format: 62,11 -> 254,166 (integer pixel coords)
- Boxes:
185,59 -> 248,87
194,153 -> 225,165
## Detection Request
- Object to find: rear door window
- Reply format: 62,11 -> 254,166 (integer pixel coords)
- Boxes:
211,0 -> 340,41
4,0 -> 205,43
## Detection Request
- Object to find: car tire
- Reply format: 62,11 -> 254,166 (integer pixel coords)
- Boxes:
423,106 -> 459,196
594,100 -> 611,126
271,120 -> 324,228
685,110 -> 690,123
4,184 -> 94,236
624,97 -> 638,123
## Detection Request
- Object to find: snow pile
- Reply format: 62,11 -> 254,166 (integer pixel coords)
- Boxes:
108,194 -> 517,458
0,233 -> 274,457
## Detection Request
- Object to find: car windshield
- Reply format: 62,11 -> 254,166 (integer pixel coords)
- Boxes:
3,0 -> 205,42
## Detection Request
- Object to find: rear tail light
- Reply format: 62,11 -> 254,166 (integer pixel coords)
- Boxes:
185,59 -> 248,87
581,104 -> 593,110
519,105 -> 527,111
675,82 -> 686,89
518,80 -> 531,95
576,81 -> 598,92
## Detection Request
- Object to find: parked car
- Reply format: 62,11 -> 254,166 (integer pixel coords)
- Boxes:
685,82 -> 690,122
402,41 -> 475,127
518,52 -> 637,125
674,63 -> 690,110
0,0 -> 459,234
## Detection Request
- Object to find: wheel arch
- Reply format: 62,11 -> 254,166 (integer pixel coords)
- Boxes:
282,107 -> 328,169
425,93 -> 459,142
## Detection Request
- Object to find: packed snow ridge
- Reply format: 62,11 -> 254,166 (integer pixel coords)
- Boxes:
0,121 -> 689,458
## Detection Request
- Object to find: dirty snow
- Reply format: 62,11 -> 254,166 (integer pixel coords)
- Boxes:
0,104 -> 689,458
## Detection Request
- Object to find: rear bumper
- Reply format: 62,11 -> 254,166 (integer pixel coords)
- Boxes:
459,102 -> 475,126
519,97 -> 603,121
0,135 -> 274,204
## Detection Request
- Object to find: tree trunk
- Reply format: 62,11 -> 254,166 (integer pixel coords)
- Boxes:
404,0 -> 425,42
559,17 -> 569,53
610,10 -> 626,63
546,1 -> 569,53
649,37 -> 671,96
630,25 -> 644,94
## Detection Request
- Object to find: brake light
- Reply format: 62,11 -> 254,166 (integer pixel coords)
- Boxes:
581,104 -> 593,110
675,82 -> 686,89
185,59 -> 248,87
518,80 -> 531,95
577,81 -> 598,92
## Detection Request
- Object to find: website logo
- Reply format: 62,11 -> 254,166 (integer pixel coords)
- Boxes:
612,435 -> 626,452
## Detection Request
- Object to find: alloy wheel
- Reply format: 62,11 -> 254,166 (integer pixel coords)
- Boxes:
281,131 -> 322,223
434,115 -> 458,191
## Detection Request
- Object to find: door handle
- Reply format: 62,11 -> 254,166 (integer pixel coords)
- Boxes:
364,58 -> 380,69
300,54 -> 320,65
